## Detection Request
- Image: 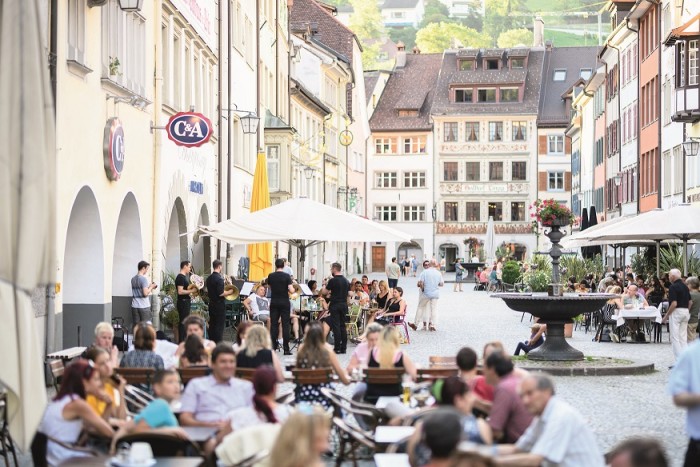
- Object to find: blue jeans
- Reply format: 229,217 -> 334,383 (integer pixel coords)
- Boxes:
514,337 -> 544,355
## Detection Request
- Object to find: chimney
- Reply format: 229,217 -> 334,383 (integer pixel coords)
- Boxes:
412,46 -> 421,54
396,41 -> 406,68
533,16 -> 544,47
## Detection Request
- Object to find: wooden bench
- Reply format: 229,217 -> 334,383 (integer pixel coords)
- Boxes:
235,368 -> 256,382
46,347 -> 86,361
115,368 -> 156,387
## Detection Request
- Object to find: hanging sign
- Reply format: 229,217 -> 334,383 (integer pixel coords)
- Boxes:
166,112 -> 213,148
103,117 -> 125,181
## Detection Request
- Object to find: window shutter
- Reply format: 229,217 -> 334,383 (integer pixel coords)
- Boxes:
539,171 -> 547,190
565,137 -> 572,154
564,172 -> 571,192
539,135 -> 547,154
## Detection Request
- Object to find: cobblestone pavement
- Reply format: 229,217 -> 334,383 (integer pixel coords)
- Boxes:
16,272 -> 687,466
329,272 -> 687,466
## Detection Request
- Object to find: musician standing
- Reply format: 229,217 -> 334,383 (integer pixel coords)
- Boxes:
205,259 -> 234,343
175,260 -> 192,342
268,258 -> 295,355
323,262 -> 350,354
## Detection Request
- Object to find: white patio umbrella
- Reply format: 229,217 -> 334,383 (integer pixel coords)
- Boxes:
484,216 -> 496,263
560,215 -> 634,249
196,197 -> 413,278
0,0 -> 55,450
590,205 -> 700,275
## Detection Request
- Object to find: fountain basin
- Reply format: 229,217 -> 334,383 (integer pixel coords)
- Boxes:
492,293 -> 615,361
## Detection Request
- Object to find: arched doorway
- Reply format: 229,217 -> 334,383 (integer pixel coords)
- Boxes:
192,204 -> 211,275
165,198 -> 188,275
397,241 -> 423,273
112,193 -> 144,327
439,243 -> 460,272
63,187 -> 105,347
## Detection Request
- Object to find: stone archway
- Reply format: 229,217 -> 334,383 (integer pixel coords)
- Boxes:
192,204 -> 211,275
112,193 -> 144,327
165,198 -> 188,275
63,187 -> 105,347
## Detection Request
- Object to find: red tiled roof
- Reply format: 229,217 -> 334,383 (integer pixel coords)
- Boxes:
290,0 -> 359,64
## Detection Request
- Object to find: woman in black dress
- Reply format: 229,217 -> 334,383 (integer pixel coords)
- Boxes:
236,325 -> 285,382
364,326 -> 416,404
374,287 -> 407,326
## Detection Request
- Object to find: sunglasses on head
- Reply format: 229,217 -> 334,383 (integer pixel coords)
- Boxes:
83,359 -> 96,379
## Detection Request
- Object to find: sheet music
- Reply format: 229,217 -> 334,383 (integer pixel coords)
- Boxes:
299,284 -> 313,296
240,282 -> 255,296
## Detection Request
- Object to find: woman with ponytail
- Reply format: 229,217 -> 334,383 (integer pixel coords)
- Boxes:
225,366 -> 292,432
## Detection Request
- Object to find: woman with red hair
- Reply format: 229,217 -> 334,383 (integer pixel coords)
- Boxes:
37,359 -> 114,465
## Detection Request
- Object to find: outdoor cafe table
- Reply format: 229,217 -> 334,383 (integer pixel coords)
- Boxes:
182,426 -> 218,442
374,426 -> 416,444
612,307 -> 663,327
58,456 -> 204,467
375,453 -> 411,467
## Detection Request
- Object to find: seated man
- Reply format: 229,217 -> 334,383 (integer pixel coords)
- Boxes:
606,437 -> 669,467
495,374 -> 604,466
408,408 -> 462,467
622,284 -> 650,342
243,285 -> 271,329
175,315 -> 216,361
483,351 -> 532,443
179,344 -> 253,429
111,369 -> 188,451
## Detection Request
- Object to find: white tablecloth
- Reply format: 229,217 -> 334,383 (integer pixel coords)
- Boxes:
613,307 -> 662,327
374,426 -> 416,444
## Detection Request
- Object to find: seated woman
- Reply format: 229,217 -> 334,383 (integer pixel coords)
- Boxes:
120,323 -> 164,370
268,409 -> 331,467
307,280 -> 319,298
575,280 -> 590,294
513,324 -> 545,356
85,346 -> 127,422
243,285 -> 271,329
37,360 -> 115,466
364,326 -> 417,404
375,281 -> 390,309
179,334 -> 209,368
83,322 -> 119,367
174,315 -> 215,362
236,325 -> 285,382
598,285 -> 623,343
374,287 -> 407,326
232,321 -> 254,354
314,290 -> 333,340
646,277 -> 667,307
111,369 -> 188,452
295,322 -> 350,410
368,280 -> 380,301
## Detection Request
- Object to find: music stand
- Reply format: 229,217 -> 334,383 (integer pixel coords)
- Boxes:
239,282 -> 256,297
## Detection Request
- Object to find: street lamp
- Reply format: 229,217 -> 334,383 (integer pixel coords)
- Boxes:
222,104 -> 260,134
303,166 -> 315,180
117,0 -> 144,11
683,137 -> 700,157
613,173 -> 622,186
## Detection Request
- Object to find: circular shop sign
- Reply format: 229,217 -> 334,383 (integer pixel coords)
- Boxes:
103,117 -> 125,181
339,129 -> 353,147
166,112 -> 213,148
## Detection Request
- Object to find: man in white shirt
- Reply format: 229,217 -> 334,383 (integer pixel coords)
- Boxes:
495,374 -> 604,467
412,259 -> 443,332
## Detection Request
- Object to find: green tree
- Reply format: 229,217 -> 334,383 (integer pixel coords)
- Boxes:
497,28 -> 534,47
420,0 -> 452,27
416,22 -> 491,53
484,0 -> 526,46
388,27 -> 418,50
349,0 -> 386,69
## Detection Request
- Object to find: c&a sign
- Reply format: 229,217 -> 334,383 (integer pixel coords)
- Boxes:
166,112 -> 213,148
103,118 -> 125,181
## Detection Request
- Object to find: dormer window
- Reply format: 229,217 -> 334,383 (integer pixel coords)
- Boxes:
553,69 -> 567,81
455,88 -> 473,102
459,59 -> 475,71
398,110 -> 418,117
510,58 -> 525,69
478,88 -> 497,102
500,88 -> 519,102
580,68 -> 593,80
485,59 -> 500,70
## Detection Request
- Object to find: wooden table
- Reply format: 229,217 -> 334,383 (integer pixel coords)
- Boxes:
59,456 -> 204,467
47,347 -> 86,360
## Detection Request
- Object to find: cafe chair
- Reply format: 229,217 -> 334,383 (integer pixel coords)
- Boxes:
123,384 -> 154,417
179,366 -> 212,386
117,432 -> 204,458
30,432 -> 98,467
47,359 -> 64,393
321,388 -> 383,432
0,392 -> 18,467
389,314 -> 411,344
291,368 -> 333,386
428,356 -> 456,367
226,449 -> 270,467
333,417 -> 375,467
276,390 -> 295,405
346,305 -> 363,341
416,367 -> 459,383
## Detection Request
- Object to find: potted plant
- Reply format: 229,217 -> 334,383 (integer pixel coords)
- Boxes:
162,309 -> 181,342
530,199 -> 576,227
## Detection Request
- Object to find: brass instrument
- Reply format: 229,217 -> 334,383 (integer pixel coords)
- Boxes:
224,284 -> 240,301
187,274 -> 205,297
289,283 -> 302,301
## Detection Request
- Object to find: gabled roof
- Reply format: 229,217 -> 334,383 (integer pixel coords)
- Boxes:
370,53 -> 442,132
537,46 -> 600,127
664,12 -> 700,46
290,0 -> 360,66
431,48 -> 545,116
364,72 -> 381,105
382,0 -> 420,9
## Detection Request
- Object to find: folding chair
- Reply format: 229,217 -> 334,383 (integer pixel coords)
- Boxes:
333,417 -> 375,467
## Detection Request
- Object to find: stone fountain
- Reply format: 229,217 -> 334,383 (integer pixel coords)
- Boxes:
493,219 -> 613,361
